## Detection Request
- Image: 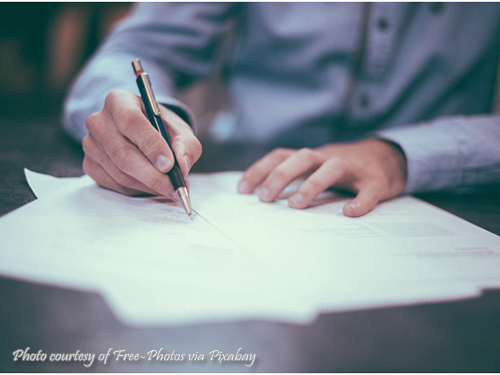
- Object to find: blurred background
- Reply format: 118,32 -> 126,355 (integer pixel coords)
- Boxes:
0,2 -> 227,132
2,2 -> 500,125
0,3 -> 131,119
0,3 -> 135,215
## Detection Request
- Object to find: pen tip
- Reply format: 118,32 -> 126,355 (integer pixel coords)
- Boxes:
176,187 -> 193,220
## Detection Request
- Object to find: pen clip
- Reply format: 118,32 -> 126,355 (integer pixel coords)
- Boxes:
132,60 -> 161,116
140,73 -> 161,116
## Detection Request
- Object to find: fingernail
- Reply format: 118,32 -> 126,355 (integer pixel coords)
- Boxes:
258,187 -> 270,201
238,180 -> 249,193
344,202 -> 360,216
289,194 -> 304,207
156,155 -> 172,172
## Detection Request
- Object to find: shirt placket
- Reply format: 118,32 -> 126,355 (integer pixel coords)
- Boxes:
349,2 -> 404,123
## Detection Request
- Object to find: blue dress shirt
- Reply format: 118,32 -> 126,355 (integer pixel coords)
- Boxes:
63,2 -> 500,194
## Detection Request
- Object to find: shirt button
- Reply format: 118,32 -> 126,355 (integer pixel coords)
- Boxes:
359,94 -> 370,108
377,18 -> 389,31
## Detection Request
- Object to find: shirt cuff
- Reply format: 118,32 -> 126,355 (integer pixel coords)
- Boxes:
155,95 -> 198,136
375,120 -> 461,194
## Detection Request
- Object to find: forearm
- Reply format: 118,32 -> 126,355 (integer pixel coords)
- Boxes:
62,52 -> 195,142
62,2 -> 236,142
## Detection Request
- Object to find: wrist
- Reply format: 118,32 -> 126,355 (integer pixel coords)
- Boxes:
371,138 -> 408,193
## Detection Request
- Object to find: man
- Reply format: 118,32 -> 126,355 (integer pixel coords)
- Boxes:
63,3 -> 500,217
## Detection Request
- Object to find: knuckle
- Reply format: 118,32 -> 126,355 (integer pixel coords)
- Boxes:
112,147 -> 133,171
171,138 -> 184,152
297,148 -> 317,163
189,138 -> 203,160
81,135 -> 91,153
85,112 -> 100,132
271,147 -> 290,159
119,120 -> 136,136
117,108 -> 142,133
327,156 -> 346,170
269,167 -> 288,182
104,90 -> 142,131
82,156 -> 92,176
104,90 -> 123,108
306,177 -> 323,192
121,105 -> 140,121
140,133 -> 162,154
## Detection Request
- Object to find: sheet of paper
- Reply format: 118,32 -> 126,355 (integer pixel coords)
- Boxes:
0,170 -> 499,326
185,172 -> 500,317
6,171 -> 315,325
24,168 -> 82,198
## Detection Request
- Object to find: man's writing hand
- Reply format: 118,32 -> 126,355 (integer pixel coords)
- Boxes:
238,139 -> 407,217
82,90 -> 202,198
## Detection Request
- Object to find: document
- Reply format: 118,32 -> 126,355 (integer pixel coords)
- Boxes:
0,169 -> 499,326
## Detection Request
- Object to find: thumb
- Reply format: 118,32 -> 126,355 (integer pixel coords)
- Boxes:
342,182 -> 384,217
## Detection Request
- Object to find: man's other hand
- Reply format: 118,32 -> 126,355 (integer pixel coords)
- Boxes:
238,139 -> 407,217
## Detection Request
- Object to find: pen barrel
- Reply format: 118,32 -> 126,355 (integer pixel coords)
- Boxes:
149,114 -> 187,190
136,75 -> 187,191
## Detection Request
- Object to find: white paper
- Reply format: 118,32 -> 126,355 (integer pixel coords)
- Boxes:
0,169 -> 499,326
24,169 -> 82,198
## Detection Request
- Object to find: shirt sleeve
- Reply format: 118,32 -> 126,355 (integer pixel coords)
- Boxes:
376,114 -> 500,194
62,2 -> 237,142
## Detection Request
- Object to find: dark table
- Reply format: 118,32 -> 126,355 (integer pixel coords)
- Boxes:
1,117 -> 500,372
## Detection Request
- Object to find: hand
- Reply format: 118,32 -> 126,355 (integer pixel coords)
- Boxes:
82,90 -> 202,198
238,139 -> 407,217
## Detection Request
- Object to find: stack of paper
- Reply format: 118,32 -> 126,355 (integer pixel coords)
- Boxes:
0,169 -> 499,326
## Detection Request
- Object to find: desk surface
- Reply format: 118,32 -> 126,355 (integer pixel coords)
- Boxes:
1,117 -> 500,372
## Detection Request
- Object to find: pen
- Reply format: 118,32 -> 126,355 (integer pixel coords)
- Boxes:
132,59 -> 192,219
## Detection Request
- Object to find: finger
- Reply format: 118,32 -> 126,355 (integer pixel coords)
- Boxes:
87,108 -> 175,198
104,90 -> 176,173
82,134 -> 159,196
288,157 -> 349,209
343,181 -> 385,217
83,156 -> 149,196
257,148 -> 322,202
238,148 -> 294,194
161,107 -> 202,177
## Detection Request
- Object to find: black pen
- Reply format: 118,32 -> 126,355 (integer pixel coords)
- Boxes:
132,59 -> 192,219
